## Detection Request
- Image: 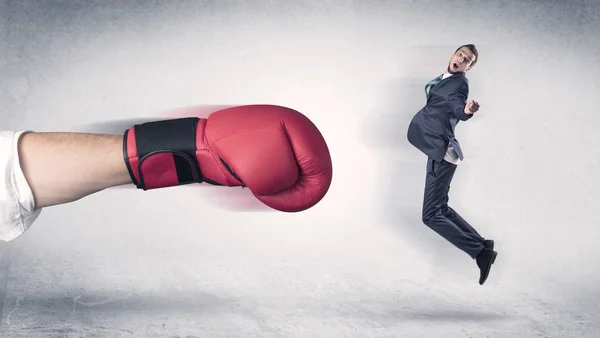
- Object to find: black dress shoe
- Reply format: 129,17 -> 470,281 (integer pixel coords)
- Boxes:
483,239 -> 494,250
476,248 -> 497,285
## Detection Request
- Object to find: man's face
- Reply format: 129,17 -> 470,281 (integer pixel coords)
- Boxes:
447,47 -> 476,73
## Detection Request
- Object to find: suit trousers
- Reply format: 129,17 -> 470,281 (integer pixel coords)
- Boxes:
422,157 -> 484,259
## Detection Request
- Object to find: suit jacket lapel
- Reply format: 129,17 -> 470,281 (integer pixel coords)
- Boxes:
429,72 -> 465,95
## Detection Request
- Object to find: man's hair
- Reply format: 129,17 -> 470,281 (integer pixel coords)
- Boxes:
455,44 -> 478,67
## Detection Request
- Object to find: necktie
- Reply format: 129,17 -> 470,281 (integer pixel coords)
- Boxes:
425,74 -> 443,97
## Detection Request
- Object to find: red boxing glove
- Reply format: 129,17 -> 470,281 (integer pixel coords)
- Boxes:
123,105 -> 333,212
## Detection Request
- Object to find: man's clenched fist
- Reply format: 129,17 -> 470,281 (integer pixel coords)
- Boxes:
465,100 -> 480,115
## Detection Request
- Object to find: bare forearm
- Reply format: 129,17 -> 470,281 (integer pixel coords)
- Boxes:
17,132 -> 132,208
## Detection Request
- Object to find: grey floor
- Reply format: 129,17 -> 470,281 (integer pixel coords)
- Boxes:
0,204 -> 599,338
1,0 -> 600,337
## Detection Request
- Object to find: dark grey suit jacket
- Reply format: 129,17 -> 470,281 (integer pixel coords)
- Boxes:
407,72 -> 473,162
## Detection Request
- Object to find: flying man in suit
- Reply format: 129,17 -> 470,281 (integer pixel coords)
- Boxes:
407,44 -> 498,285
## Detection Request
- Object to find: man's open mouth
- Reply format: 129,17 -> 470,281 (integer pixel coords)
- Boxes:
453,63 -> 459,68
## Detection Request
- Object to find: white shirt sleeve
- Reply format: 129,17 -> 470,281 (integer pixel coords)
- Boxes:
443,144 -> 461,165
0,130 -> 42,242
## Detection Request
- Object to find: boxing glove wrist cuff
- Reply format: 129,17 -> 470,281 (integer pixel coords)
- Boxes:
123,117 -> 203,190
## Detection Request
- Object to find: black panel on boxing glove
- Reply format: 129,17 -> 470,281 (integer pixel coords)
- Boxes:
126,117 -> 204,190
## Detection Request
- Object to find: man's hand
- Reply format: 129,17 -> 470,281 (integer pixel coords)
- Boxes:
464,100 -> 480,115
